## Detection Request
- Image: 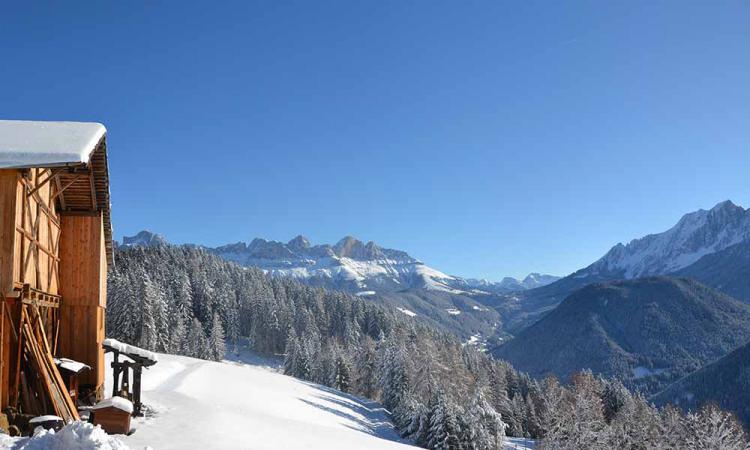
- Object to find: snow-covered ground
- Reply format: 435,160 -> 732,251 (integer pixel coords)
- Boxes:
505,437 -> 536,449
1,346 -> 534,449
112,348 -> 416,450
396,307 -> 417,317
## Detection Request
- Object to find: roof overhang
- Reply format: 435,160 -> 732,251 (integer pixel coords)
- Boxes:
0,120 -> 106,169
0,120 -> 114,266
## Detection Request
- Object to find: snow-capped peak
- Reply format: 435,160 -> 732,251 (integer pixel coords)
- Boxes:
582,200 -> 750,279
460,273 -> 561,292
287,235 -> 311,251
119,230 -> 168,248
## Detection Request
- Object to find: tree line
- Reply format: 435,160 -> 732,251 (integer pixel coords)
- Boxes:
108,246 -> 748,449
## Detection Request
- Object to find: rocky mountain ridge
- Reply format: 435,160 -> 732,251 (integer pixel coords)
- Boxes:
118,231 -> 559,296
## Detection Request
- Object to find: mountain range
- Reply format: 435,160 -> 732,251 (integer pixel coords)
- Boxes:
496,199 -> 750,331
209,235 -> 561,296
118,231 -> 559,296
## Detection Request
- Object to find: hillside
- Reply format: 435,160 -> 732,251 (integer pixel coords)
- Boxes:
652,340 -> 750,430
493,277 -> 750,394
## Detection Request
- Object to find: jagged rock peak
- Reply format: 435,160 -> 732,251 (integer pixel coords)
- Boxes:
121,230 -> 168,248
287,235 -> 311,250
586,200 -> 750,278
334,236 -> 381,259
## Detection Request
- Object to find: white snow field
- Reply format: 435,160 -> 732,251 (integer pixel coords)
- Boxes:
116,349 -> 417,450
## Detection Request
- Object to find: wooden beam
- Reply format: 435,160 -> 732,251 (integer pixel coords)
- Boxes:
25,169 -> 63,198
51,174 -> 83,203
53,176 -> 66,210
58,210 -> 100,217
15,227 -> 60,262
21,178 -> 61,229
89,174 -> 97,211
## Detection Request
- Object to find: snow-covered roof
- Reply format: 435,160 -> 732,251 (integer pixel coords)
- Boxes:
92,397 -> 134,414
0,120 -> 106,169
0,119 -> 115,266
54,357 -> 91,374
103,338 -> 159,364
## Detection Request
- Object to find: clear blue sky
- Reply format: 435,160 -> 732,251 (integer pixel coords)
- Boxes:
1,1 -> 748,279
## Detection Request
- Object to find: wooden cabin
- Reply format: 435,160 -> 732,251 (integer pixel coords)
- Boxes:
0,120 -> 113,428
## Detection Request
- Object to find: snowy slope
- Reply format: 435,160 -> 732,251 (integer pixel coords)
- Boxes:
580,200 -> 750,279
112,350 -> 417,450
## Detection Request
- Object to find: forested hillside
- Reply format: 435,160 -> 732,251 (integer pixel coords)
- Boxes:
653,340 -> 750,430
493,277 -> 750,395
107,246 -> 748,449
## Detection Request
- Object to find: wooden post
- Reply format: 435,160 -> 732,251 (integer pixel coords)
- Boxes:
111,351 -> 120,398
121,366 -> 130,398
132,364 -> 142,416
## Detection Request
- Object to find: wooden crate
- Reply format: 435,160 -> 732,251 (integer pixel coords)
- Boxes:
91,405 -> 131,435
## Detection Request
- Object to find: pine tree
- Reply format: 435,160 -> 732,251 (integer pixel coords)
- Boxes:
332,354 -> 352,393
209,313 -> 226,361
355,339 -> 378,399
465,387 -> 507,450
380,344 -> 408,412
186,318 -> 209,359
601,378 -> 631,423
427,390 -> 462,450
139,283 -> 158,350
139,274 -> 168,351
169,315 -> 187,354
295,336 -> 312,380
284,329 -> 300,376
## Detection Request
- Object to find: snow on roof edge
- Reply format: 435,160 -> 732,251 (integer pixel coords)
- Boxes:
93,396 -> 134,414
103,338 -> 159,363
0,120 -> 106,169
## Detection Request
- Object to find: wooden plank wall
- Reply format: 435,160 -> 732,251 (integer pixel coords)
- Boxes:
0,170 -> 19,409
0,170 -> 18,296
59,214 -> 106,392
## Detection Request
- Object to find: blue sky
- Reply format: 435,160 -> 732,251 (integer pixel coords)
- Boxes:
1,1 -> 748,279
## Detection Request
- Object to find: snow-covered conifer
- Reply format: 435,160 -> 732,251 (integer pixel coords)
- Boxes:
209,313 -> 226,361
